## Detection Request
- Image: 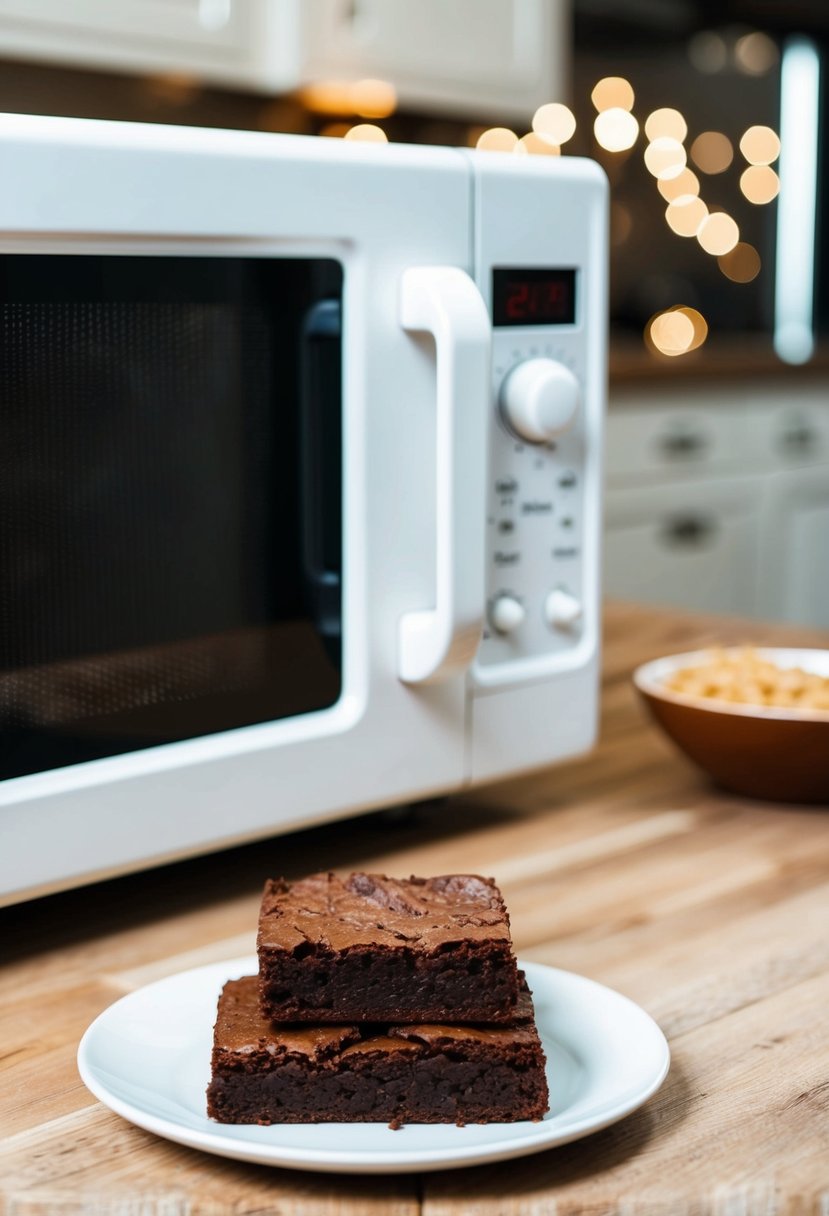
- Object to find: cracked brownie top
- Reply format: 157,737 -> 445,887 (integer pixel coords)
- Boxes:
256,872 -> 512,953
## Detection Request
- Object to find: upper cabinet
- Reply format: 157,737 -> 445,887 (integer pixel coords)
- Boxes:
0,0 -> 303,90
0,0 -> 566,117
302,0 -> 567,120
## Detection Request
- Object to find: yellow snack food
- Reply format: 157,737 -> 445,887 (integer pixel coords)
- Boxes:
665,647 -> 829,712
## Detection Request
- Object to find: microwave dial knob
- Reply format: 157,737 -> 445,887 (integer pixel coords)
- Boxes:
490,594 -> 525,635
545,588 -> 583,630
499,358 -> 580,444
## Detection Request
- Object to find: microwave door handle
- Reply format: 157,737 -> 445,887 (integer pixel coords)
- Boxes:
398,266 -> 491,684
301,298 -> 342,650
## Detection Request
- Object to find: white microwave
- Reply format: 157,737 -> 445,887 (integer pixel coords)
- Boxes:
0,114 -> 607,906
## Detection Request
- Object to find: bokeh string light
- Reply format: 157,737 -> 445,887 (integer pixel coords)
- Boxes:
594,107 -> 639,152
476,127 -> 519,152
644,137 -> 687,179
515,132 -> 561,156
591,76 -> 635,113
648,307 -> 708,356
718,243 -> 762,283
690,131 -> 734,174
343,124 -> 388,143
739,125 -> 781,165
665,195 -> 709,237
658,168 -> 701,201
697,211 -> 740,256
532,103 -> 576,146
740,164 -> 780,204
645,108 -> 688,143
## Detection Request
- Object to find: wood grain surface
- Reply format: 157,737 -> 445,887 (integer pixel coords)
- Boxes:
2,602 -> 828,1215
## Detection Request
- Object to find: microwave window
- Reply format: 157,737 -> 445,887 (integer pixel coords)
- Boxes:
0,254 -> 343,780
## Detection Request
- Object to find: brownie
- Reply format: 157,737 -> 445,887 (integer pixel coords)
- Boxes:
206,974 -> 549,1127
256,872 -> 520,1024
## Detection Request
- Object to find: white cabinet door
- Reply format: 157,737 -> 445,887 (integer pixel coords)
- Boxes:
604,478 -> 763,616
760,468 -> 829,628
0,0 -> 301,90
302,0 -> 566,120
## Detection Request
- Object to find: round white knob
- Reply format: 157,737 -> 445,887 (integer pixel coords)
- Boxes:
545,589 -> 582,630
490,595 -> 525,635
500,358 -> 580,444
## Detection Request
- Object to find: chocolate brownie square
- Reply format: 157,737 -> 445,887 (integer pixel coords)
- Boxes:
257,872 -> 519,1024
206,974 -> 548,1127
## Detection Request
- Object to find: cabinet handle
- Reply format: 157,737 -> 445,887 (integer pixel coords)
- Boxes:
659,430 -> 707,458
660,514 -> 717,548
780,422 -> 818,454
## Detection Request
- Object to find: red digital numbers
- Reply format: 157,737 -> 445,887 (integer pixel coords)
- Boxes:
506,279 -> 567,321
506,282 -> 530,319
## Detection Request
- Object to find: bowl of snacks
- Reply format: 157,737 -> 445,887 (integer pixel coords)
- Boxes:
633,647 -> 829,803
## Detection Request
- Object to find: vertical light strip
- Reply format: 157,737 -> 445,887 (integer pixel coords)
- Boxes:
774,38 -> 821,364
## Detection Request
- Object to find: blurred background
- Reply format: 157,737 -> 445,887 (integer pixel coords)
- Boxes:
0,0 -> 826,628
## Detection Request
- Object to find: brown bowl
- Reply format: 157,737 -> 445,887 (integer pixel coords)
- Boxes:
633,649 -> 829,804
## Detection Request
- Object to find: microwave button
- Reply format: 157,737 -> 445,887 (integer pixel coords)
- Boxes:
490,594 -> 526,635
499,358 -> 580,444
544,589 -> 583,630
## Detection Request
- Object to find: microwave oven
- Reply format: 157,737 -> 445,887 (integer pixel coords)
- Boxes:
0,114 -> 607,906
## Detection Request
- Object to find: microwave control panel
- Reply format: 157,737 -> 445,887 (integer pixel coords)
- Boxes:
467,155 -> 605,690
475,332 -> 586,680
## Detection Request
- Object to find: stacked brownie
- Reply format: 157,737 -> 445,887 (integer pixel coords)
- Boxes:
207,871 -> 549,1127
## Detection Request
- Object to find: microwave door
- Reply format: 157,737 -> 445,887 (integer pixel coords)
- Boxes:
0,254 -> 344,777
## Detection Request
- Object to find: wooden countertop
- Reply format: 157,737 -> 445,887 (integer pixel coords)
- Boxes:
2,602 -> 828,1213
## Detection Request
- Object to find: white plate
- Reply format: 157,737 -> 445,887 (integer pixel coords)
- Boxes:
78,956 -> 669,1174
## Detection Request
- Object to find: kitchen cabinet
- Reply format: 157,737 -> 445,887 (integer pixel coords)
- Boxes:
0,0 -> 302,90
604,380 -> 829,627
760,467 -> 829,625
0,0 -> 565,118
302,0 -> 566,120
604,477 -> 763,616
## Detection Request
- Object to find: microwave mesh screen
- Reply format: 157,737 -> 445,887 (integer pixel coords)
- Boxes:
0,254 -> 343,780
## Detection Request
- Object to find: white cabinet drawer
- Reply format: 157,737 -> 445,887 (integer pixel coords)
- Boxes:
604,478 -> 763,616
605,399 -> 743,483
759,467 -> 829,627
742,398 -> 829,467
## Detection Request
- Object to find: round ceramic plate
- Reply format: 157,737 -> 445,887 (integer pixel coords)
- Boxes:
77,955 -> 670,1174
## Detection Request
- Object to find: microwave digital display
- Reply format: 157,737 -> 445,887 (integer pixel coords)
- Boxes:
492,268 -> 577,327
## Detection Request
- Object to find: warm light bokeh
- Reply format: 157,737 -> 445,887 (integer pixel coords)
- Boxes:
532,103 -> 576,145
658,168 -> 701,201
665,195 -> 709,237
739,125 -> 781,165
677,307 -> 709,351
594,107 -> 639,152
515,132 -> 561,156
343,124 -> 388,143
319,121 -> 351,138
301,80 -> 358,114
697,212 -> 740,255
740,164 -> 780,204
301,78 -> 396,118
644,108 -> 688,143
690,131 -> 734,174
734,32 -> 779,76
591,77 -> 635,113
351,78 -> 397,119
648,309 -> 696,356
644,137 -> 687,179
718,242 -> 762,282
476,127 -> 519,152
